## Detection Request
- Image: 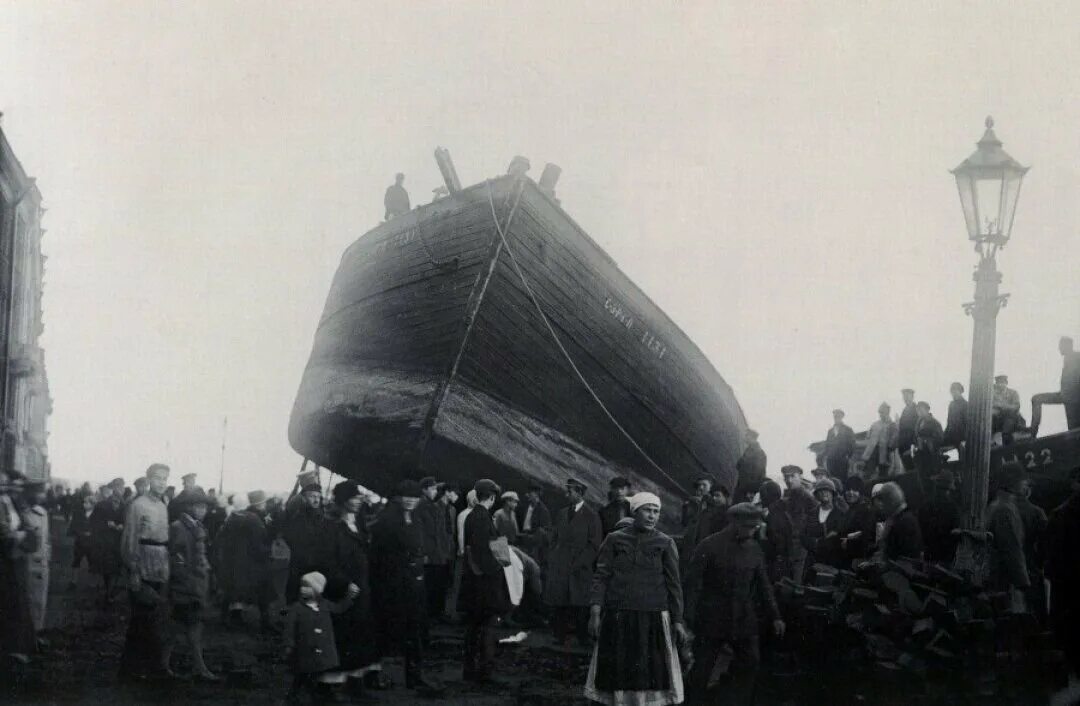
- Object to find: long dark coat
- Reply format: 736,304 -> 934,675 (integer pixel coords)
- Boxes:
326,516 -> 379,670
369,503 -> 426,653
214,510 -> 273,604
543,503 -> 602,607
89,497 -> 124,577
169,514 -> 210,605
282,506 -> 334,603
459,504 -> 511,619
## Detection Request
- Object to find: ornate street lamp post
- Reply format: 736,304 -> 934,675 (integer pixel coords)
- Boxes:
951,117 -> 1029,578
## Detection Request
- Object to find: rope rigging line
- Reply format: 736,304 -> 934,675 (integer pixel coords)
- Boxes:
485,182 -> 686,495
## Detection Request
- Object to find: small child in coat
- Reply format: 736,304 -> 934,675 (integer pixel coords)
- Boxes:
284,571 -> 350,704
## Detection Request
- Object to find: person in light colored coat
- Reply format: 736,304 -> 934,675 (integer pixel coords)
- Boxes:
23,483 -> 50,634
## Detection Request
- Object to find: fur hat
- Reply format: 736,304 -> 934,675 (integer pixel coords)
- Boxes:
332,481 -> 360,505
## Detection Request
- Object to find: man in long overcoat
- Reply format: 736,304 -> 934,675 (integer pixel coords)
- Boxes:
543,478 -> 602,646
824,410 -> 856,481
370,481 -> 442,695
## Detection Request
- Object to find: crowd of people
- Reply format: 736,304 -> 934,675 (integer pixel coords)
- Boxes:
1,337 -> 1080,704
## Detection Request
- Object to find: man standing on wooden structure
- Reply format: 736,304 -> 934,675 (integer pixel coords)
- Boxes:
1031,336 -> 1080,437
824,410 -> 855,481
735,429 -> 767,502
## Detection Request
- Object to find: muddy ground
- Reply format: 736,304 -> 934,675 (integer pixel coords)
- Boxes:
0,520 -> 1066,705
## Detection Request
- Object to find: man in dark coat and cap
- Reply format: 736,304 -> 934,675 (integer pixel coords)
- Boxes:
417,476 -> 453,621
684,503 -> 785,705
281,481 -> 333,605
598,477 -> 632,536
459,479 -> 511,685
370,480 -> 443,695
516,482 -> 552,564
897,388 -> 919,471
544,478 -> 602,647
824,410 -> 856,482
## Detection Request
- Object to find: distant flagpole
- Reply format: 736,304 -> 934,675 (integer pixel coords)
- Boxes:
219,416 -> 227,496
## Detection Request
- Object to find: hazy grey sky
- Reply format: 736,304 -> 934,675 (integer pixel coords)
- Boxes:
1,1 -> 1077,495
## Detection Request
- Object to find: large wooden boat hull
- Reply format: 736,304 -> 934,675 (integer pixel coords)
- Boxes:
289,176 -> 748,525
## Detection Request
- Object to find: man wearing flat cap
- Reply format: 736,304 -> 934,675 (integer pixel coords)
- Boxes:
416,476 -> 454,622
824,410 -> 856,482
281,480 -> 332,605
862,402 -> 899,481
119,463 -> 172,679
90,477 -> 127,605
599,477 -> 632,536
168,473 -> 199,523
735,429 -> 767,503
544,478 -> 602,647
986,462 -> 1031,603
685,502 -> 784,704
992,374 -> 1024,445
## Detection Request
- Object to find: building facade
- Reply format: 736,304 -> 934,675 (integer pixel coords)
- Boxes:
0,123 -> 51,482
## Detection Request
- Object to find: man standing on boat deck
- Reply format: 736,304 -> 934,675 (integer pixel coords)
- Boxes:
119,463 -> 172,680
544,478 -> 602,647
384,173 -> 410,220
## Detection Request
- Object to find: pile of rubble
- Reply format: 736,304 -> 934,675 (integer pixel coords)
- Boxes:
775,559 -> 1059,694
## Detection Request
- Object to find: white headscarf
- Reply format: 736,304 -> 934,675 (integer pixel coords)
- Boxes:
628,492 -> 662,514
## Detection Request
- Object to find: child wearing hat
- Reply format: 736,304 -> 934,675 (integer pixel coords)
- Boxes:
284,571 -> 352,703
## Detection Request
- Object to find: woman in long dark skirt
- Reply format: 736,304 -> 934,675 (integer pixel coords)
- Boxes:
586,492 -> 686,706
322,481 -> 382,695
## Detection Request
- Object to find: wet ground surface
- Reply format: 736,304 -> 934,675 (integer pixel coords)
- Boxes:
2,520 -> 1068,705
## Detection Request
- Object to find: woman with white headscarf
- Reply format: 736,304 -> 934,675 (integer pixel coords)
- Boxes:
585,492 -> 686,705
